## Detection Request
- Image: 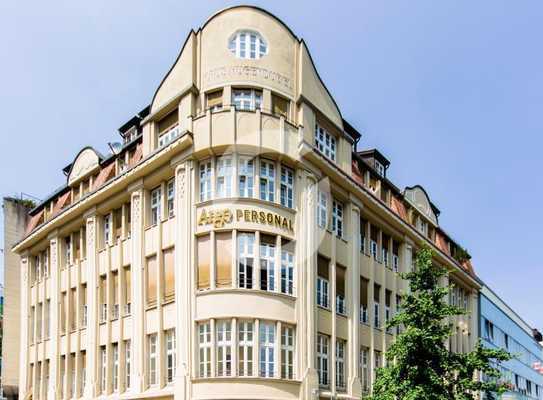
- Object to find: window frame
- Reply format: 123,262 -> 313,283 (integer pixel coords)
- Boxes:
315,123 -> 337,162
280,166 -> 294,208
259,159 -> 275,202
229,30 -> 268,60
150,187 -> 161,226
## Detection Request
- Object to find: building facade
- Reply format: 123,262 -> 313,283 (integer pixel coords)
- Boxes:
479,285 -> 543,400
2,197 -> 32,400
13,6 -> 481,400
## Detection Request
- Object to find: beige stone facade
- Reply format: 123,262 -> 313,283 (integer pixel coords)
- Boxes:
13,6 -> 480,400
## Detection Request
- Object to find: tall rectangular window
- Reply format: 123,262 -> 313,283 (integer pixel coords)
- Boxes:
336,340 -> 346,390
163,248 -> 175,302
374,284 -> 381,328
259,322 -> 275,377
45,300 -> 51,338
70,288 -> 77,329
259,236 -> 275,291
216,321 -> 233,377
197,235 -> 211,290
165,330 -> 176,384
148,334 -> 158,386
315,123 -> 336,162
238,158 -> 254,198
103,214 -> 112,246
317,334 -> 329,387
64,236 -> 71,267
167,178 -> 175,217
124,267 -> 131,315
36,302 -> 42,341
360,278 -> 369,324
281,326 -> 295,379
238,233 -> 255,289
360,347 -> 369,393
317,277 -> 329,309
238,321 -> 254,377
332,200 -> 344,238
259,160 -> 275,202
280,243 -> 294,295
280,166 -> 294,208
216,156 -> 232,198
111,272 -> 119,320
60,292 -> 67,333
150,187 -> 161,226
80,353 -> 86,396
199,160 -> 212,201
80,283 -> 88,328
100,346 -> 107,393
146,256 -> 157,307
317,191 -> 328,228
112,343 -> 119,392
198,322 -> 212,377
125,340 -> 131,390
215,232 -> 232,288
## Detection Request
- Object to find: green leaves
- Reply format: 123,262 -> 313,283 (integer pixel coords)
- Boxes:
370,247 -> 511,400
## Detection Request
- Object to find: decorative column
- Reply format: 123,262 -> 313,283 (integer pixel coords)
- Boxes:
299,171 -> 319,399
129,183 -> 145,393
19,253 -> 30,400
174,161 -> 193,400
83,212 -> 98,398
48,235 -> 61,400
348,203 -> 362,397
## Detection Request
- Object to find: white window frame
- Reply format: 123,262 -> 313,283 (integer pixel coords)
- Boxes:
280,249 -> 294,295
259,322 -> 275,378
165,330 -> 176,384
317,277 -> 330,309
215,156 -> 233,198
148,334 -> 158,386
393,254 -> 399,272
315,123 -> 336,162
336,294 -> 346,316
100,347 -> 107,393
332,200 -> 344,238
374,302 -> 380,328
167,178 -> 175,218
125,340 -> 131,390
360,304 -> 368,324
229,30 -> 268,60
281,326 -> 295,379
216,321 -> 233,377
150,187 -> 161,226
360,347 -> 369,392
382,247 -> 389,267
259,241 -> 275,291
238,321 -> 254,377
112,343 -> 119,392
199,160 -> 212,202
280,166 -> 294,208
104,214 -> 112,246
238,233 -> 255,289
232,89 -> 263,111
336,340 -> 346,390
198,322 -> 212,378
371,240 -> 378,260
259,160 -> 275,202
317,334 -> 329,387
317,191 -> 328,229
375,160 -> 385,177
238,157 -> 255,198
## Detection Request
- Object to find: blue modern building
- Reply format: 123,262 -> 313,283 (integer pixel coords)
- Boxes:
480,284 -> 543,399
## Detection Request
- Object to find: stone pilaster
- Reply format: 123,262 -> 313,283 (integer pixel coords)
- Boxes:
348,204 -> 362,397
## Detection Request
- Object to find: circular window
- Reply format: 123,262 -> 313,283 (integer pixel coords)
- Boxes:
228,30 -> 268,60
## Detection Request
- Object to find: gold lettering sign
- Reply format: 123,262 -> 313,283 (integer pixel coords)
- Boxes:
198,208 -> 293,232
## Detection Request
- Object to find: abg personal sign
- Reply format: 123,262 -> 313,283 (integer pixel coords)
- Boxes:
198,207 -> 294,232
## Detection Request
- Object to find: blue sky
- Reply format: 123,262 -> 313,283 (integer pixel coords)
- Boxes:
1,1 -> 541,329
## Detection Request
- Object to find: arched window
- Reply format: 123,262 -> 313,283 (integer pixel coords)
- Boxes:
228,30 -> 267,59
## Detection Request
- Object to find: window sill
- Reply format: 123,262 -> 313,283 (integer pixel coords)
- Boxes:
317,305 -> 331,312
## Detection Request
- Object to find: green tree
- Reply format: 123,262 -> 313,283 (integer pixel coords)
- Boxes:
370,247 -> 510,400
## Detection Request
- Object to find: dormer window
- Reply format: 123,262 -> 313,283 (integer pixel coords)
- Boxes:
416,217 -> 428,237
315,124 -> 336,162
229,30 -> 267,60
375,160 -> 385,177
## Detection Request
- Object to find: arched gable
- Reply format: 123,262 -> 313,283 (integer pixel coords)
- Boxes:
404,185 -> 439,225
67,147 -> 102,186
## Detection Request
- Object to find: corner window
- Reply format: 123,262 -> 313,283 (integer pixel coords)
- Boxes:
229,30 -> 267,60
238,157 -> 255,198
167,179 -> 175,217
280,166 -> 294,208
199,161 -> 212,202
315,124 -> 336,162
317,191 -> 328,229
332,200 -> 344,238
216,156 -> 233,198
232,89 -> 262,111
206,90 -> 223,112
259,160 -> 275,202
272,94 -> 289,118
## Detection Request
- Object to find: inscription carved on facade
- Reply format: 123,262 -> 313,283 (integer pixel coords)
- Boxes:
204,65 -> 293,91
